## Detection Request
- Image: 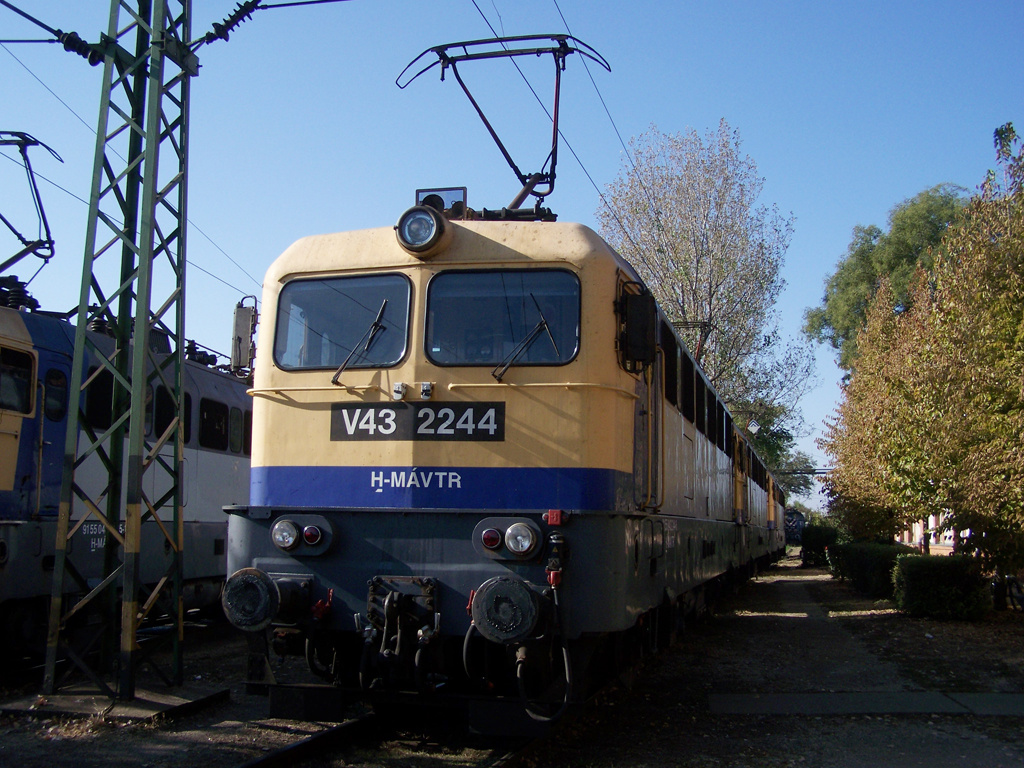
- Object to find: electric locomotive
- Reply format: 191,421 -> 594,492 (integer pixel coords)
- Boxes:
0,277 -> 252,658
222,189 -> 786,720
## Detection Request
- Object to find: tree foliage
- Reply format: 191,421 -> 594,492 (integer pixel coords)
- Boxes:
596,120 -> 815,477
934,124 -> 1024,569
820,124 -> 1024,571
804,184 -> 967,371
743,413 -> 815,498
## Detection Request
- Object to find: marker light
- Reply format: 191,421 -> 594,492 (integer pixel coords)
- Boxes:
505,522 -> 537,556
481,528 -> 503,550
395,205 -> 448,257
271,519 -> 299,550
302,525 -> 323,546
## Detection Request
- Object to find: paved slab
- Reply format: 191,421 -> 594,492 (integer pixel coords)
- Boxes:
538,562 -> 1024,768
710,690 -> 1024,715
1,684 -> 229,722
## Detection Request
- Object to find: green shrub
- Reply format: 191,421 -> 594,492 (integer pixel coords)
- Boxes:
801,518 -> 845,567
829,542 -> 919,598
893,554 -> 991,620
825,542 -> 850,580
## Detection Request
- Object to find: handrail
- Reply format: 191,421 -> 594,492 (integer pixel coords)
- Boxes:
247,384 -> 385,398
447,381 -> 637,399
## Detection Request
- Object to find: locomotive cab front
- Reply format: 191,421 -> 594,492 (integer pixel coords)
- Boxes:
223,193 -> 649,716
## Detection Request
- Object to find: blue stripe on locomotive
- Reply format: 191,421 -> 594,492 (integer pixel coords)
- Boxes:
250,465 -> 633,510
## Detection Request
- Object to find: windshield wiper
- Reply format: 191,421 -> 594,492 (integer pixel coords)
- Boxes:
331,299 -> 388,386
491,294 -> 559,382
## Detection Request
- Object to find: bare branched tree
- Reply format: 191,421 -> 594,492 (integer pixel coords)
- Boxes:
596,120 -> 814,436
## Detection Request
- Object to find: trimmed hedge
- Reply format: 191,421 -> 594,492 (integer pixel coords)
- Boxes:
893,554 -> 991,620
827,542 -> 920,599
801,518 -> 845,567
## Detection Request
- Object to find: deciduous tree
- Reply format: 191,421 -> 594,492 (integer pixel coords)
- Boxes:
819,282 -> 907,539
596,120 -> 814,472
931,124 -> 1024,569
821,124 -> 1024,570
803,185 -> 966,371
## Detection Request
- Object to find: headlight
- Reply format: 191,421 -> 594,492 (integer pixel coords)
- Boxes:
271,519 -> 299,550
395,205 -> 448,257
505,522 -> 537,556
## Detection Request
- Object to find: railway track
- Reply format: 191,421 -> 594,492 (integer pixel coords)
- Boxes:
2,673 -> 538,768
235,709 -> 529,768
1,619 -> 540,768
237,712 -> 380,768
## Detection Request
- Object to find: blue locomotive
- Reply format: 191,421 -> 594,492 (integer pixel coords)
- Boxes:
0,277 -> 251,659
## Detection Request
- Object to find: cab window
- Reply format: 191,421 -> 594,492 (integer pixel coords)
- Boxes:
0,347 -> 33,414
425,269 -> 580,367
274,274 -> 410,370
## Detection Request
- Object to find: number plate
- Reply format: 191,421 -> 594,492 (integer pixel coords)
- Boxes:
330,402 -> 505,442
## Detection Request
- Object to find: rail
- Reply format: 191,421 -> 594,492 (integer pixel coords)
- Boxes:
237,712 -> 378,768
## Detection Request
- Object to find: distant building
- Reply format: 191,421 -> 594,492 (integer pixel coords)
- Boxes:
897,514 -> 959,554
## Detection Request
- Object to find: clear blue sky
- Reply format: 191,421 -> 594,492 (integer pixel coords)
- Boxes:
3,1 -> 1022,506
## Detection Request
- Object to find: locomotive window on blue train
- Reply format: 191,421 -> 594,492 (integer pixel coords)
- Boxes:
273,274 -> 410,370
154,386 -> 192,444
85,366 -> 114,430
0,347 -> 33,414
424,270 -> 580,366
229,407 -> 243,453
199,398 -> 230,451
44,368 -> 68,421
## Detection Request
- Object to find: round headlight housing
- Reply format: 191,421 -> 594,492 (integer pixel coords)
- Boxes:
395,205 -> 448,257
505,522 -> 537,556
271,519 -> 299,551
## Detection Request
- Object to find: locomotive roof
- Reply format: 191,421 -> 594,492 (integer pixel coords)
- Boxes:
265,219 -> 636,285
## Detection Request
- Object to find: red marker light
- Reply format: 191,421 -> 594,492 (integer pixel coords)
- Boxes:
302,525 -> 323,546
481,528 -> 502,550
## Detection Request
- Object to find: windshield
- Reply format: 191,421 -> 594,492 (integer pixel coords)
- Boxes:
274,274 -> 410,370
425,270 -> 580,367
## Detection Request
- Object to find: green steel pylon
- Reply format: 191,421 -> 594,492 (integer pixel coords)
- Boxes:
43,0 -> 196,700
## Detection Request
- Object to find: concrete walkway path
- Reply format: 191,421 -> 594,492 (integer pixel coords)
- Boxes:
540,559 -> 1024,768
707,570 -> 1024,717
